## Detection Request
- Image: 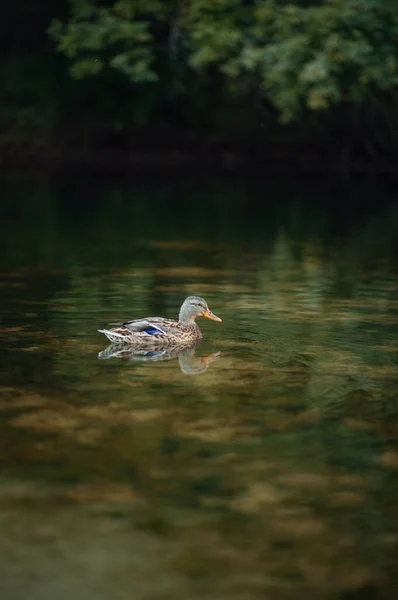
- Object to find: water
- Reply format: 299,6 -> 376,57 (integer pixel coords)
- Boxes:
1,173 -> 398,599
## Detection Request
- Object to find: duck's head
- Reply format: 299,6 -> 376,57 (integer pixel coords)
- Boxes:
179,296 -> 222,324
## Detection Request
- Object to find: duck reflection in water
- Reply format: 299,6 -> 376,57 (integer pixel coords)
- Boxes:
98,343 -> 220,375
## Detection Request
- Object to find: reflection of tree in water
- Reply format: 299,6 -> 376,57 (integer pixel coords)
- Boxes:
98,342 -> 220,375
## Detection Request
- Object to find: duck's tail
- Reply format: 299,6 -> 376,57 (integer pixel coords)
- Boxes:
98,329 -> 126,344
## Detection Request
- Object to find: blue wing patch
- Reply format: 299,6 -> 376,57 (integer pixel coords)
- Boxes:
143,325 -> 165,336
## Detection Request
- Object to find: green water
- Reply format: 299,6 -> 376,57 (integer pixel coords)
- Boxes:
1,174 -> 398,600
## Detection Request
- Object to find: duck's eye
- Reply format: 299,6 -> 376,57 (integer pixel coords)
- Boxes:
191,301 -> 206,310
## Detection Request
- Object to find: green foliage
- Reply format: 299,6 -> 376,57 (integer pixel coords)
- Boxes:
49,0 -> 169,82
49,0 -> 398,123
254,0 -> 398,121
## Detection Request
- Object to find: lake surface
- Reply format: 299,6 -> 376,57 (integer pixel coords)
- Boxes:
1,173 -> 398,600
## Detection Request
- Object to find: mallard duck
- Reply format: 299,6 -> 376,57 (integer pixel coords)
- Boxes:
98,296 -> 222,347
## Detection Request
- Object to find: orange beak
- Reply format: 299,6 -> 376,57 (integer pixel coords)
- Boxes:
203,309 -> 222,322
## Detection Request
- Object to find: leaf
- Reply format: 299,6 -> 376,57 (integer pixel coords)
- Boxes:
70,58 -> 104,79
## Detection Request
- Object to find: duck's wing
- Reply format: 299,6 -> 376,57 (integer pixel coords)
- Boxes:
122,320 -> 167,336
108,317 -> 179,336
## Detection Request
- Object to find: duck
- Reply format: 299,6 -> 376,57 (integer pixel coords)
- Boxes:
98,296 -> 222,347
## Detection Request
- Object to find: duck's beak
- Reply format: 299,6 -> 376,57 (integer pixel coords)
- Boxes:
203,309 -> 222,322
